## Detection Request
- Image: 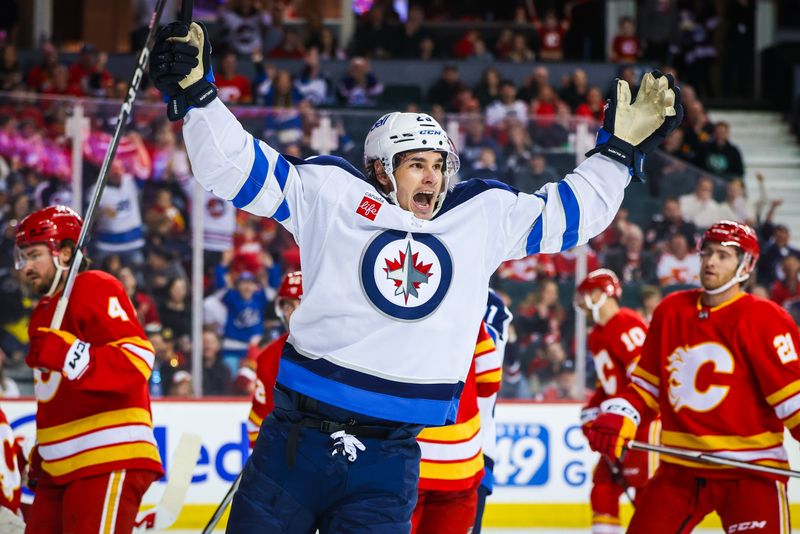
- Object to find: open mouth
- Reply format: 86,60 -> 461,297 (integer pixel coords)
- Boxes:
412,191 -> 435,212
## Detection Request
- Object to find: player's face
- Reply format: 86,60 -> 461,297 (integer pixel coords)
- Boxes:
392,151 -> 445,220
700,242 -> 740,291
18,244 -> 57,295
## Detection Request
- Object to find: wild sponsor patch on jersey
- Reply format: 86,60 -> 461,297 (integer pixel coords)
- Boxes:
360,229 -> 453,321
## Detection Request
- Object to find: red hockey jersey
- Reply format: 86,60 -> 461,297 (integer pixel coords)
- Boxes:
0,408 -> 21,515
27,271 -> 163,484
417,323 -> 500,491
625,290 -> 800,480
247,333 -> 288,447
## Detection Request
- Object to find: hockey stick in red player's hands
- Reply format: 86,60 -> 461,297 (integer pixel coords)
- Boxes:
628,440 -> 800,478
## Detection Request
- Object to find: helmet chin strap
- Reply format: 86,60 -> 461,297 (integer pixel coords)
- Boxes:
703,254 -> 752,296
584,292 -> 607,324
46,255 -> 68,297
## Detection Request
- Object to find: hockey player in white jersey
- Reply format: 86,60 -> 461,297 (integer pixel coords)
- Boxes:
150,21 -> 682,534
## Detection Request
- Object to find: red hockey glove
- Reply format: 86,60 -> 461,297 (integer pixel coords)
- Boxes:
580,406 -> 600,441
585,398 -> 640,459
29,328 -> 91,380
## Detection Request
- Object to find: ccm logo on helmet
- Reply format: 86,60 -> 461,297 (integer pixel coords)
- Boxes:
418,130 -> 442,135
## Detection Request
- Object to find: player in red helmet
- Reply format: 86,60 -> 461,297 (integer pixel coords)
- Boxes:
245,271 -> 303,447
15,205 -> 163,532
576,269 -> 658,533
587,221 -> 798,532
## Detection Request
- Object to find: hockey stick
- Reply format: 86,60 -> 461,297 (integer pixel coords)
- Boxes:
602,455 -> 635,506
134,432 -> 202,532
628,440 -> 800,478
201,470 -> 242,533
47,0 -> 169,330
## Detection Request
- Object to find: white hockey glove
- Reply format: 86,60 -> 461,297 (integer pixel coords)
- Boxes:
587,70 -> 684,182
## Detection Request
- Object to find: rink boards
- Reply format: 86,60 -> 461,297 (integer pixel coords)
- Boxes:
5,399 -> 800,529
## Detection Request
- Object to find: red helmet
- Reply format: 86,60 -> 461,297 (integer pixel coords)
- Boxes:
277,271 -> 303,301
700,220 -> 760,263
15,205 -> 83,256
577,269 -> 622,299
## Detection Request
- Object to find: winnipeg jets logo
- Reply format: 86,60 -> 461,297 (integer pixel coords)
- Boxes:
361,230 -> 452,321
384,241 -> 433,303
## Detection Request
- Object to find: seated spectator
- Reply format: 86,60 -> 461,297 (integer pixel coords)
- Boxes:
682,99 -> 714,157
605,223 -> 658,283
459,114 -> 502,174
661,127 -> 696,163
467,36 -> 494,62
532,7 -> 570,61
396,4 -> 431,58
148,325 -> 186,398
574,86 -> 605,124
553,249 -> 601,280
337,57 -> 383,107
503,123 -> 535,177
759,224 -> 800,287
453,29 -> 481,59
518,66 -> 550,102
514,279 -> 565,356
679,175 -> 727,230
168,370 -> 194,397
293,47 -> 330,106
610,15 -> 641,63
718,178 -> 759,225
541,367 -> 579,401
696,121 -> 744,181
68,44 -> 113,97
507,33 -> 535,63
657,233 -> 701,287
770,253 -> 800,310
258,69 -> 303,144
40,64 -> 83,97
509,151 -> 558,193
485,80 -> 528,128
638,284 -> 662,322
202,328 -> 232,396
536,342 -> 576,399
217,0 -> 272,58
145,187 -> 187,242
427,64 -> 464,112
497,254 -> 556,283
559,68 -> 589,111
349,4 -> 398,59
221,270 -> 269,376
26,42 -> 60,93
465,147 -> 500,181
216,52 -> 253,104
268,28 -> 306,59
93,166 -> 146,266
473,67 -> 501,109
118,266 -> 161,331
158,277 -> 192,342
0,44 -> 22,91
145,244 -> 188,298
645,197 -> 697,250
493,28 -> 514,60
531,101 -> 571,149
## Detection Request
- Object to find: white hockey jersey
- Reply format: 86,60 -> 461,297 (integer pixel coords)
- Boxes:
183,99 -> 630,425
94,173 -> 145,252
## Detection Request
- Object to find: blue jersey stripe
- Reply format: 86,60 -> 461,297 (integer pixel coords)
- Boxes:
277,359 -> 461,425
281,344 -> 460,400
270,154 -> 292,221
525,216 -> 543,255
232,138 -> 269,209
558,181 -> 580,250
97,226 -> 144,244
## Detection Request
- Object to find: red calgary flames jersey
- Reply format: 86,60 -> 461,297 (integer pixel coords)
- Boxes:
417,323 -> 500,491
247,333 -> 288,447
0,408 -> 21,514
27,271 -> 163,484
626,290 -> 800,480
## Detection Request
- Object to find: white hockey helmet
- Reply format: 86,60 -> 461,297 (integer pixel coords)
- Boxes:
363,112 -> 460,216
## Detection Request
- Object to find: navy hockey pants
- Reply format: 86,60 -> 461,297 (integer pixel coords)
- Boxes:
227,386 -> 422,533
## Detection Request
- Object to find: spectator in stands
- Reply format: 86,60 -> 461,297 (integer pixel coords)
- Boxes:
349,4 -> 398,59
758,224 -> 800,287
493,28 -> 514,60
473,67 -> 501,109
68,44 -> 113,98
574,86 -> 605,124
42,64 -> 83,97
639,0 -> 679,64
503,123 -> 535,177
418,36 -> 437,61
485,80 -> 527,128
145,244 -> 188,300
638,284 -> 662,322
697,121 -> 744,181
606,223 -> 657,284
515,279 -> 565,359
168,370 -> 194,397
769,252 -> 800,310
259,69 -> 303,143
657,232 -> 701,287
531,6 -> 570,61
453,29 -> 481,59
26,42 -> 59,93
559,68 -> 589,111
268,28 -> 305,59
292,47 -> 329,106
215,52 -> 253,104
460,113 -> 502,174
536,342 -> 577,400
510,151 -> 558,193
682,99 -> 714,156
677,5 -> 719,97
427,64 -> 464,112
679,175 -> 725,230
144,187 -> 187,243
149,325 -> 186,398
316,26 -> 345,60
661,127 -> 695,163
93,165 -> 145,266
217,0 -> 272,58
719,178 -> 759,225
202,328 -> 232,396
0,43 -> 21,91
610,15 -> 641,63
118,265 -> 161,332
519,65 -> 550,102
465,146 -> 500,181
221,270 -> 269,376
645,197 -> 697,250
151,122 -> 191,183
395,3 -> 430,58
531,99 -> 571,149
158,276 -> 192,342
467,35 -> 494,62
337,57 -> 383,107
507,33 -> 535,63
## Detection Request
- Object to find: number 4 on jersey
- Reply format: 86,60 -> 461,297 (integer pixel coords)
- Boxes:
108,296 -> 130,322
